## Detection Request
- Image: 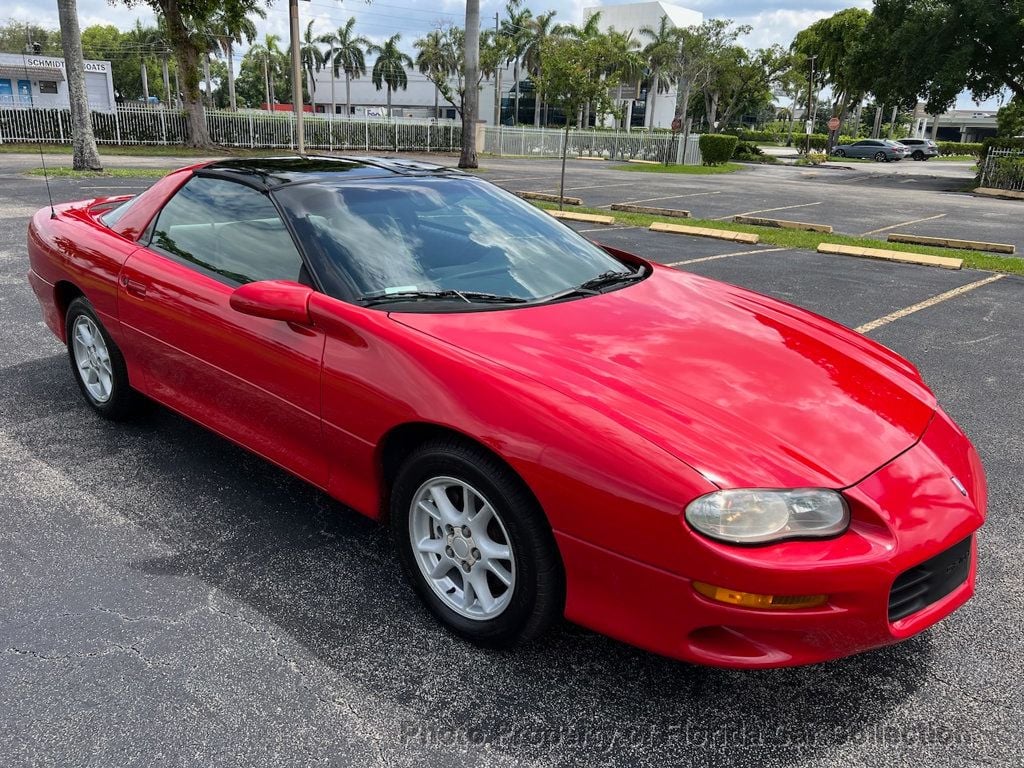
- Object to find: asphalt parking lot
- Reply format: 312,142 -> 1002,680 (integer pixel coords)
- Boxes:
1,155 -> 1022,768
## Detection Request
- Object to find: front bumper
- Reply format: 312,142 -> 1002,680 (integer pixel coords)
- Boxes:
559,408 -> 986,668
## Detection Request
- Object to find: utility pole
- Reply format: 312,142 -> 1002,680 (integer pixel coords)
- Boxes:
289,0 -> 305,153
804,54 -> 817,154
494,12 -> 502,126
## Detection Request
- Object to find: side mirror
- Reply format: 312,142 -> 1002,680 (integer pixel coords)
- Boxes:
229,280 -> 313,324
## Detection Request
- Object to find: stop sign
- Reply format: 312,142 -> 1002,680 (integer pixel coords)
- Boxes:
828,116 -> 841,131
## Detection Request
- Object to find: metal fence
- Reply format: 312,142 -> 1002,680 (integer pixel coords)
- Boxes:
979,147 -> 1024,191
482,125 -> 703,165
0,104 -> 462,152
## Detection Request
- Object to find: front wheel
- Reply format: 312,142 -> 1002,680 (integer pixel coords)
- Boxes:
391,438 -> 564,647
65,297 -> 146,420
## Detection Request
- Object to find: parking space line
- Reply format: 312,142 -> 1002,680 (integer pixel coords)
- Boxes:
714,202 -> 822,221
559,181 -> 638,192
598,191 -> 721,208
855,274 -> 1005,334
487,174 -> 554,184
666,247 -> 789,267
861,213 -> 946,237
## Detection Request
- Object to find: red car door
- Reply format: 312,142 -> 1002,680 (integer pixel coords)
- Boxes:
117,175 -> 328,487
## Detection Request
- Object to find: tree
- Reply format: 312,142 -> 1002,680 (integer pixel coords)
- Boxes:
319,17 -> 368,118
0,22 -> 62,55
500,0 -> 533,125
299,19 -> 325,108
640,15 -> 677,129
247,33 -> 287,108
56,0 -> 102,170
460,0 -> 481,169
211,5 -> 261,111
536,33 -> 626,207
792,8 -> 870,147
522,11 -> 558,127
124,1 -> 268,147
997,97 -> 1024,137
415,30 -> 454,120
368,34 -> 413,116
856,0 -> 1024,112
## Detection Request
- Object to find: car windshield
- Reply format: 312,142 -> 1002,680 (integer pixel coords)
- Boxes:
272,175 -> 635,307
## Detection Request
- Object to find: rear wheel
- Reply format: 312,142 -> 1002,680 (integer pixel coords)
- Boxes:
912,150 -> 925,160
874,151 -> 887,162
391,438 -> 564,646
65,297 -> 146,420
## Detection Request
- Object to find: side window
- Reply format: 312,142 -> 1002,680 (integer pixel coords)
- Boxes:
150,176 -> 305,285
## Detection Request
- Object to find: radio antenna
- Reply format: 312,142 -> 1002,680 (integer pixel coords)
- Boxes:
23,29 -> 56,218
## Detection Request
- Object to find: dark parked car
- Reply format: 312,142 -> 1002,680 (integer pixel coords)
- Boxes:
832,139 -> 907,162
899,138 -> 940,160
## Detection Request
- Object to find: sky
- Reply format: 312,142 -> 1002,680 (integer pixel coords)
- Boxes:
2,0 -> 1003,109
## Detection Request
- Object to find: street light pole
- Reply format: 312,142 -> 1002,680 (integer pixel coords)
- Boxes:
289,0 -> 305,153
804,54 -> 817,155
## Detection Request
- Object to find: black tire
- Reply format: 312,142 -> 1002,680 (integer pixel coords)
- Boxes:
874,151 -> 887,162
912,150 -> 924,160
390,438 -> 564,647
65,296 -> 146,420
834,148 -> 845,157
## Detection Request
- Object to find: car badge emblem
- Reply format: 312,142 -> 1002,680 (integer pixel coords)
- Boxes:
951,476 -> 968,497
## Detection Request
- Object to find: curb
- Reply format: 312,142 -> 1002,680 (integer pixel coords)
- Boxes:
547,210 -> 616,225
817,243 -> 962,270
516,191 -> 582,205
612,204 -> 690,218
650,222 -> 759,244
887,233 -> 1015,255
733,215 -> 832,234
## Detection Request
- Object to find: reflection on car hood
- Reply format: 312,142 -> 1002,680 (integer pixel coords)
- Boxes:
394,265 -> 936,489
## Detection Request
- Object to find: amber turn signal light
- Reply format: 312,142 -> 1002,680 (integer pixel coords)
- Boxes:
693,581 -> 827,610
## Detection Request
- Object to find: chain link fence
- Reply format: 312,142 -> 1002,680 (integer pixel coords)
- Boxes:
978,147 -> 1024,191
0,104 -> 462,153
482,125 -> 703,165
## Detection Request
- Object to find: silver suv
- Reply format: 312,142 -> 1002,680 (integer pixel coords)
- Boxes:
898,138 -> 940,160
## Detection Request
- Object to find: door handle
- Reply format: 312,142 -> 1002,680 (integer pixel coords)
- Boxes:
120,275 -> 148,298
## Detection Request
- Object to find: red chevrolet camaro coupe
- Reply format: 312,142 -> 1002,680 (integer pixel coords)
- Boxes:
27,156 -> 986,668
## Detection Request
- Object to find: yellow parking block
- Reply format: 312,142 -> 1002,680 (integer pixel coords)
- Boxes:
547,210 -> 616,225
817,242 -> 962,270
733,215 -> 833,234
887,233 -> 1015,255
649,222 -> 760,244
516,191 -> 583,205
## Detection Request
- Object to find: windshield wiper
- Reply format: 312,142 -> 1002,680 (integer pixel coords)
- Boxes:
542,267 -> 646,303
360,289 -> 529,307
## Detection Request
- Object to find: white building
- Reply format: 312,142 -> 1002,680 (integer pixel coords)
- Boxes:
584,2 -> 702,129
308,1 -> 701,129
0,53 -> 116,112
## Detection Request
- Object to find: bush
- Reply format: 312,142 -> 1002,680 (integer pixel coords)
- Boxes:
984,156 -> 1024,189
700,133 -> 739,165
936,141 -> 983,158
981,137 -> 1024,160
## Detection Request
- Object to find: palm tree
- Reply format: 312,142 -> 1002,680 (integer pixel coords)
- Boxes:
318,17 -> 368,118
415,30 -> 454,119
640,16 -> 678,129
56,0 -> 101,169
248,33 -> 285,109
522,11 -> 557,127
606,28 -> 644,129
500,0 -> 533,125
368,34 -> 413,117
212,6 -> 263,111
299,20 -> 326,109
557,12 -> 603,126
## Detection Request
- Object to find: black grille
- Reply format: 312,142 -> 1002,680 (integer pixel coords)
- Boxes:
888,536 -> 972,622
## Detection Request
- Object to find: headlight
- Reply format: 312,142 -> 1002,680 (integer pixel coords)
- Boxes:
685,489 -> 849,545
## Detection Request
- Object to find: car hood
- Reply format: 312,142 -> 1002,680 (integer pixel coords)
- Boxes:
393,265 -> 936,489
